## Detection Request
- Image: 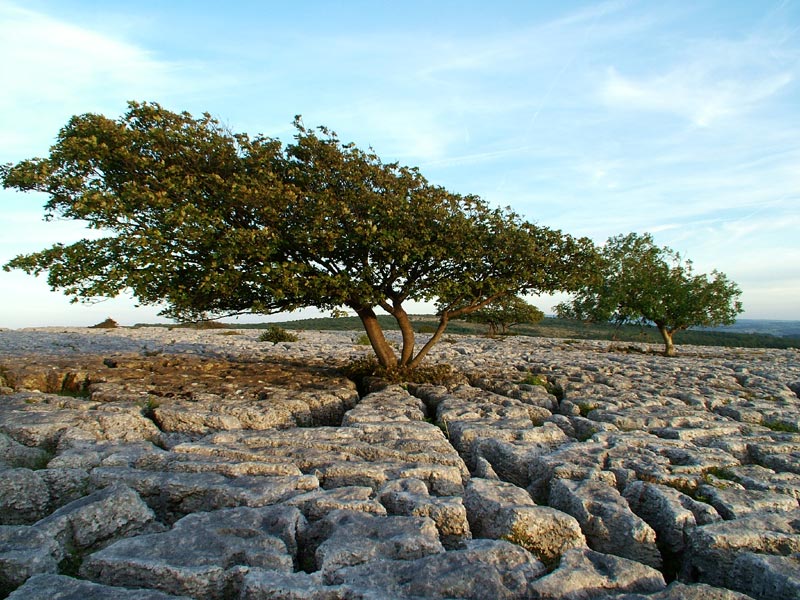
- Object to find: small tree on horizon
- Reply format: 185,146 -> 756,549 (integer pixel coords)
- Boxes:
2,101 -> 597,371
459,295 -> 545,336
555,232 -> 743,356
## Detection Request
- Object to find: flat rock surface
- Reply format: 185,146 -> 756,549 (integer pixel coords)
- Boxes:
1,326 -> 799,599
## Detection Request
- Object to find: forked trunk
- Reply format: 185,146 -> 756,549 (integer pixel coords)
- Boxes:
356,307 -> 398,369
657,324 -> 676,357
391,306 -> 417,366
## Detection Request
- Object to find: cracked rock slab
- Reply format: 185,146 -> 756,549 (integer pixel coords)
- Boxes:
464,477 -> 585,565
300,509 -> 444,580
549,478 -> 662,569
80,505 -> 305,600
7,574 -> 193,599
528,547 -> 665,599
328,539 -> 546,599
683,509 -> 800,588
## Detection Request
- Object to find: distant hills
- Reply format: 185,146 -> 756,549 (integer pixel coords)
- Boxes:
249,315 -> 800,350
702,319 -> 800,338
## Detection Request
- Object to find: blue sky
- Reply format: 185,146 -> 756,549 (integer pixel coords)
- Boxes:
1,0 -> 799,327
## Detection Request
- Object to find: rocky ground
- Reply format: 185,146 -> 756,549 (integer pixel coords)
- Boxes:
0,326 -> 799,600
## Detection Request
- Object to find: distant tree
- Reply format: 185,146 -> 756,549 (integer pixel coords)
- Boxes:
2,101 -> 597,371
555,232 -> 743,356
461,295 -> 545,336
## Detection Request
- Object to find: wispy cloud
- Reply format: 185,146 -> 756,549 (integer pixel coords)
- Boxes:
599,33 -> 797,126
0,1 -> 224,158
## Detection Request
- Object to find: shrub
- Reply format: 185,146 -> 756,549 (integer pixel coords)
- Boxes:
340,356 -> 459,386
89,317 -> 118,329
355,334 -> 372,345
259,326 -> 299,344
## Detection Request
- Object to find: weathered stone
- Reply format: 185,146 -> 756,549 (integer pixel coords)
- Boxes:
0,432 -> 50,469
528,547 -> 665,599
329,539 -> 546,599
616,581 -> 756,599
465,477 -> 585,566
285,486 -> 386,521
38,467 -> 94,508
683,509 -> 800,587
7,573 -> 194,599
0,468 -> 50,524
300,510 -> 444,579
35,484 -> 161,558
341,385 -> 427,425
81,505 -> 305,600
623,480 -> 720,554
474,424 -> 569,487
0,525 -> 61,593
726,464 -> 800,501
238,569 -> 346,600
549,478 -> 662,568
697,483 -> 798,520
379,478 -> 471,547
527,441 -> 614,503
90,466 -> 319,523
731,552 -> 800,600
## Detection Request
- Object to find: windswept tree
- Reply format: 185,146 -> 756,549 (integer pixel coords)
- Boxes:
556,232 -> 743,356
3,101 -> 597,370
459,295 -> 545,336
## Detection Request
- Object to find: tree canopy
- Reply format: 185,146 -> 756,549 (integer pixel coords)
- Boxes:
2,101 -> 597,370
458,295 -> 545,336
555,232 -> 743,356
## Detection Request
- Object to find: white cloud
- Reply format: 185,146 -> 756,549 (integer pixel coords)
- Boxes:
601,65 -> 793,126
0,1 -> 217,159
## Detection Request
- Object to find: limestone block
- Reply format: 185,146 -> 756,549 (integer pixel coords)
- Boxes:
341,385 -> 426,425
0,468 -> 50,524
526,441 -> 612,502
0,525 -> 61,593
38,467 -> 94,508
464,477 -> 584,565
683,509 -> 800,587
91,466 -> 318,523
379,478 -> 471,547
239,569 -> 346,600
623,480 -> 720,554
549,478 -> 662,568
300,510 -> 444,579
7,574 -> 194,599
528,547 -> 665,599
697,484 -> 799,520
35,484 -> 161,556
0,432 -> 50,469
727,464 -> 800,501
731,552 -> 800,600
616,581 -> 756,599
285,486 -> 387,521
475,423 -> 569,487
80,505 -> 304,600
329,539 -> 545,599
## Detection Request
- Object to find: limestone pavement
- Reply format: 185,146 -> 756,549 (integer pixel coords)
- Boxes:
0,326 -> 798,599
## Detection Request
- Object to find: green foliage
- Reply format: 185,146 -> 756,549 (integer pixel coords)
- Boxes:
556,232 -> 743,356
521,373 -> 548,387
355,334 -> 372,346
340,356 -> 458,386
2,101 -> 596,370
258,325 -> 299,344
461,295 -> 544,335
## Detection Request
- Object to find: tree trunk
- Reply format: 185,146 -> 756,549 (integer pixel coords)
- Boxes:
391,306 -> 416,366
657,324 -> 676,357
408,313 -> 450,370
356,307 -> 398,368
